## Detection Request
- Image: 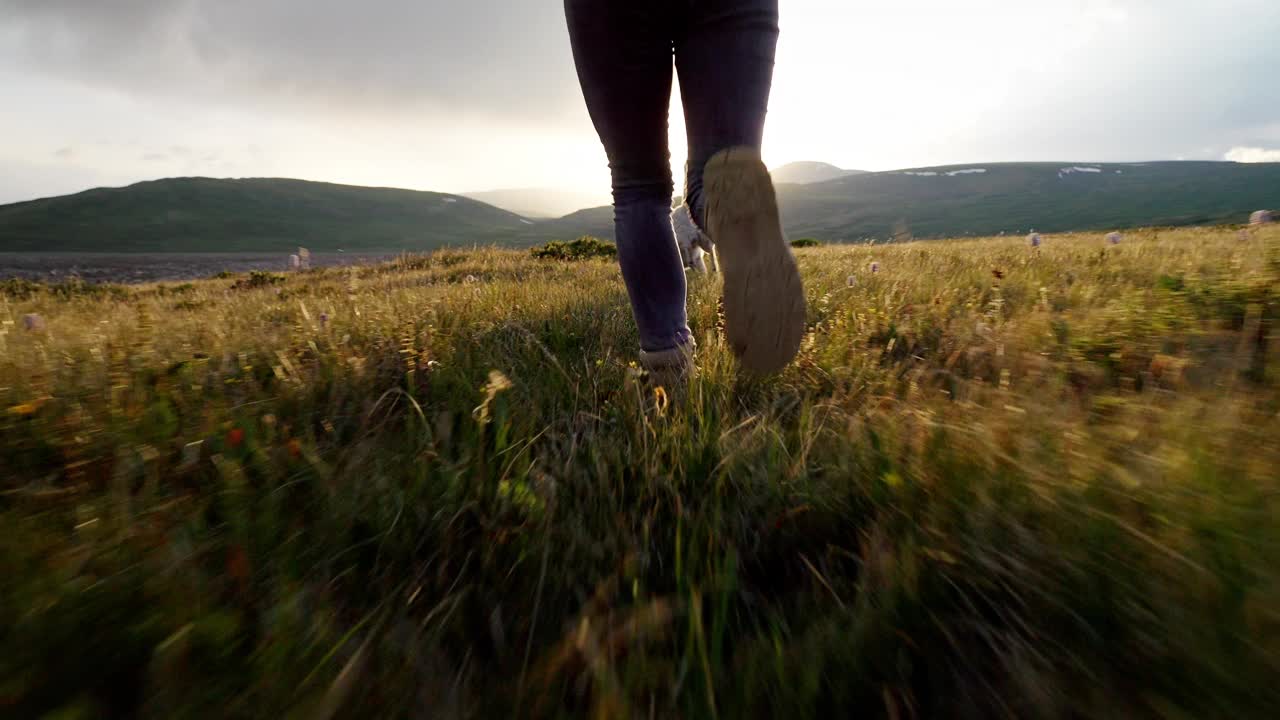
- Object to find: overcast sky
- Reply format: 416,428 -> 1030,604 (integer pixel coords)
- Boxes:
2,0 -> 1278,204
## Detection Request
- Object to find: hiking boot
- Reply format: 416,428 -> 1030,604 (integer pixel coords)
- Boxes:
639,341 -> 696,387
703,147 -> 806,375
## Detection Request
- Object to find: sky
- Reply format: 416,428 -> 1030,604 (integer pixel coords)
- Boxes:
1,0 -> 1278,205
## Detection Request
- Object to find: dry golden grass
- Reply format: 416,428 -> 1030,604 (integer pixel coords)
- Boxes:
2,226 -> 1279,718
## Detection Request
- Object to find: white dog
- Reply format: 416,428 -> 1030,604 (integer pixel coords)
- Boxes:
671,204 -> 718,273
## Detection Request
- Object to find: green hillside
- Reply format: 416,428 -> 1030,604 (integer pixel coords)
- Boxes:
0,177 -> 533,252
778,161 -> 1280,240
526,161 -> 1279,243
1,162 -> 1276,252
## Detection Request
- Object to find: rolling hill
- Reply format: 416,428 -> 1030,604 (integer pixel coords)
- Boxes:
771,161 -> 866,185
1,162 -> 1276,253
0,177 -> 533,253
461,187 -> 611,219
524,161 -> 1280,243
775,161 -> 1280,240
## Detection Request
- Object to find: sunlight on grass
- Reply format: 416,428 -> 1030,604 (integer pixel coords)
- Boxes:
2,226 -> 1279,717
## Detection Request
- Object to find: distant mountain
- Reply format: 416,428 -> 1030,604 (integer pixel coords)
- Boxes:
3,162 -> 1276,254
524,161 -> 1279,244
771,161 -> 866,185
774,161 -> 1279,240
530,206 -> 615,243
0,178 -> 534,253
461,187 -> 611,219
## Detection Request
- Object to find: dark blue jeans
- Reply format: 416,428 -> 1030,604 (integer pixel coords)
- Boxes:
564,0 -> 779,352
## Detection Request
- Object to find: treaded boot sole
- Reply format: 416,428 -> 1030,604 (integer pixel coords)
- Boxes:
704,148 -> 806,376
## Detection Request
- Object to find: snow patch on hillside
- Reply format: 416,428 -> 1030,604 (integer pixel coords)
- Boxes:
902,168 -> 986,177
1058,166 -> 1103,178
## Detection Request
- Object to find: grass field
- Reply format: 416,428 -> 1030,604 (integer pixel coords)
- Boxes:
3,226 -> 1279,718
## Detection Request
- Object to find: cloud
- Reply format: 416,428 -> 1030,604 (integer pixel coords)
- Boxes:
1225,146 -> 1280,163
3,0 -> 1280,204
53,146 -> 74,159
0,0 -> 580,126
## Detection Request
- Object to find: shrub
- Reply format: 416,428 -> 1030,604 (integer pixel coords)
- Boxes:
2,274 -> 129,297
231,271 -> 287,290
0,278 -> 46,300
151,283 -> 196,297
790,237 -> 822,248
531,236 -> 618,261
47,279 -> 129,301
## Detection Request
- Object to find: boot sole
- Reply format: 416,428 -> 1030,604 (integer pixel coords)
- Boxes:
704,148 -> 806,376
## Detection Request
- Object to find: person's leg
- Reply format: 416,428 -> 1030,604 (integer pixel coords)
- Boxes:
674,0 -> 779,229
564,0 -> 691,355
675,0 -> 806,375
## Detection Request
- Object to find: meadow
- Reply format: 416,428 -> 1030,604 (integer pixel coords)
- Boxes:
2,226 -> 1279,718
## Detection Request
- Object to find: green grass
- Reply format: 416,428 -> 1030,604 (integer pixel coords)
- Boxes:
3,227 -> 1279,718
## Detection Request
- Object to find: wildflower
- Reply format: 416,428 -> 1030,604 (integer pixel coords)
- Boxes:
653,385 -> 669,416
319,312 -> 330,328
22,314 -> 45,332
1107,232 -> 1122,245
1028,232 -> 1041,247
870,261 -> 880,273
846,275 -> 857,287
473,370 -> 514,425
227,428 -> 245,448
992,269 -> 1005,280
7,402 -> 40,416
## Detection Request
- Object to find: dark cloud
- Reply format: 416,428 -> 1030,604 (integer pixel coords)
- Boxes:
3,0 -> 1278,183
0,0 -> 580,124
